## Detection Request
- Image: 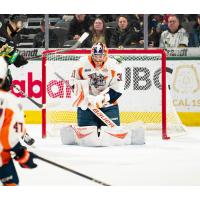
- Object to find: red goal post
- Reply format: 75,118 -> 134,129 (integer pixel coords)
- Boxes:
41,48 -> 182,139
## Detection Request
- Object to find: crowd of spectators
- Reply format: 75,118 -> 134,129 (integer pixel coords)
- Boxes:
1,14 -> 200,48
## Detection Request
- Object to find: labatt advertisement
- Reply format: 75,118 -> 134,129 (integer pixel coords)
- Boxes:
10,51 -> 200,125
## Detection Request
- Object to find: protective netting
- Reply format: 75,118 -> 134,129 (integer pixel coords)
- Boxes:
42,50 -> 185,138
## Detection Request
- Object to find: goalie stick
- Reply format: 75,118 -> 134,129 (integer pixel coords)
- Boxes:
54,72 -> 117,128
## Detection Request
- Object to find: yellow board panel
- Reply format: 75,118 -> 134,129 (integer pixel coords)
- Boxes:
24,110 -> 200,126
177,112 -> 200,126
24,111 -> 42,124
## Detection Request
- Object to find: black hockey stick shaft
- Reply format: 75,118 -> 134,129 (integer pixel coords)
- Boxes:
33,153 -> 111,186
11,84 -> 43,109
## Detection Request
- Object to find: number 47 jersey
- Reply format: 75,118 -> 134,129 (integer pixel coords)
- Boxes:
0,90 -> 25,166
72,55 -> 124,100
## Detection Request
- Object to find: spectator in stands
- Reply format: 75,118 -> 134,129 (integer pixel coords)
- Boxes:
149,14 -> 167,33
54,15 -> 74,47
137,26 -> 161,48
0,14 -> 38,47
127,14 -> 143,31
182,15 -> 196,35
88,14 -> 117,23
148,27 -> 161,47
83,17 -> 112,47
137,15 -> 162,48
109,15 -> 140,48
55,15 -> 74,25
159,14 -> 189,48
189,15 -> 200,47
33,18 -> 59,48
67,14 -> 91,41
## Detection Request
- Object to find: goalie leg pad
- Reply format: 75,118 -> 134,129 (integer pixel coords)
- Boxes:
73,126 -> 99,146
60,126 -> 76,145
99,126 -> 131,146
129,122 -> 145,145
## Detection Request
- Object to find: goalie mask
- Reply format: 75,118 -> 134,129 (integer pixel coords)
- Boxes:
91,43 -> 108,67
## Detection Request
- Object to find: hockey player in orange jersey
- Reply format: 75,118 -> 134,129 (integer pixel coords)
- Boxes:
0,58 -> 37,186
71,42 -> 124,128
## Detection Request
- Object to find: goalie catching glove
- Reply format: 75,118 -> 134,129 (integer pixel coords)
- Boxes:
12,143 -> 37,169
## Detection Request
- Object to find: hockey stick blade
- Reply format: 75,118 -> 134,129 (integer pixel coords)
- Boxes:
33,153 -> 111,186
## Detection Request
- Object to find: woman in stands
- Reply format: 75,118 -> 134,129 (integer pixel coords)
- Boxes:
82,17 -> 112,47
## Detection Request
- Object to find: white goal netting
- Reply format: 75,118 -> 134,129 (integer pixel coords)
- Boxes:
42,49 -> 185,139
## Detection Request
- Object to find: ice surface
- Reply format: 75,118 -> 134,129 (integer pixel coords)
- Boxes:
16,125 -> 200,186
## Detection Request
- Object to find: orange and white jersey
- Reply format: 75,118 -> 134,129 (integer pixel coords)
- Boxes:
0,90 -> 25,167
72,55 -> 124,97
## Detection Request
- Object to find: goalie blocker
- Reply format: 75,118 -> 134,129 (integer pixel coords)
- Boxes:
60,124 -> 145,147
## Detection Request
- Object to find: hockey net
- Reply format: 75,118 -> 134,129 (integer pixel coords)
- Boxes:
42,49 -> 185,139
